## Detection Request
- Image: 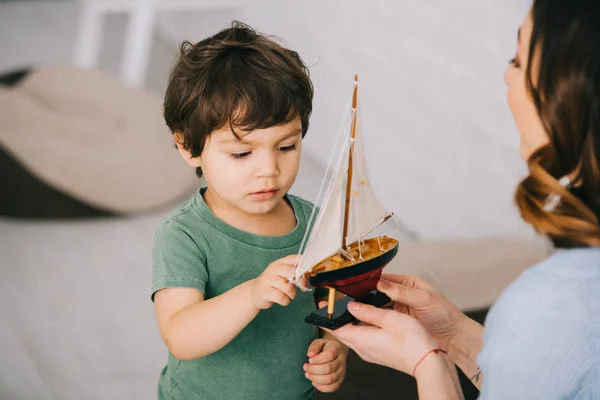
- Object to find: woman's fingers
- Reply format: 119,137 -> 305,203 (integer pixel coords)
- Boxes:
377,278 -> 430,308
346,302 -> 391,328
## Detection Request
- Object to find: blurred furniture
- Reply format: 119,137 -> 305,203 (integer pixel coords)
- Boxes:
73,0 -> 239,87
0,67 -> 113,218
0,65 -> 200,216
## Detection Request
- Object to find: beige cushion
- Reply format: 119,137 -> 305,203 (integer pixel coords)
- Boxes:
385,238 -> 551,311
0,65 -> 198,213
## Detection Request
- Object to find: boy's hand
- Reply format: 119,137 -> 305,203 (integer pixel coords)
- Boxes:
250,254 -> 299,310
304,339 -> 347,393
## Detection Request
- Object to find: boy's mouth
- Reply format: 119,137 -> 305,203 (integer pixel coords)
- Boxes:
249,188 -> 279,201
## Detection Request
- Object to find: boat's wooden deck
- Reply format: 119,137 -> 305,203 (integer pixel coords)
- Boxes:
310,236 -> 398,275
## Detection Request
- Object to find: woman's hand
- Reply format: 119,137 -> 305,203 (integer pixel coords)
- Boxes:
376,274 -> 484,389
323,301 -> 466,399
377,274 -> 467,352
323,301 -> 439,376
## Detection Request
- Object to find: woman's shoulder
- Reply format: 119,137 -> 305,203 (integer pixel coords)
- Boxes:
477,248 -> 600,398
489,247 -> 600,325
481,247 -> 600,366
525,247 -> 600,280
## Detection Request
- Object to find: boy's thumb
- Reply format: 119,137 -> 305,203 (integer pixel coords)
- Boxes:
281,254 -> 301,265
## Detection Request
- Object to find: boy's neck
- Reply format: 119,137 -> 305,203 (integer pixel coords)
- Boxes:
202,188 -> 296,236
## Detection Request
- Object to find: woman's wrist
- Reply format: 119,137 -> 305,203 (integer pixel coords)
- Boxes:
412,348 -> 447,378
414,351 -> 464,400
446,313 -> 484,387
447,314 -> 479,359
413,350 -> 450,383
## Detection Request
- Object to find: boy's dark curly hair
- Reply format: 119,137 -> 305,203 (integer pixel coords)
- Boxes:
163,21 -> 314,178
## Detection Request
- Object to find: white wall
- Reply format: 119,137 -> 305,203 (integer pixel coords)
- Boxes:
1,0 -> 541,241
158,0 -> 537,240
231,0 -> 538,241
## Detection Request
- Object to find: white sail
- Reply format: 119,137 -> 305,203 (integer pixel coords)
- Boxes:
291,139 -> 348,282
345,104 -> 391,246
290,77 -> 392,286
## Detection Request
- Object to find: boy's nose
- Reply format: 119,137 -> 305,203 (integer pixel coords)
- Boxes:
255,155 -> 279,178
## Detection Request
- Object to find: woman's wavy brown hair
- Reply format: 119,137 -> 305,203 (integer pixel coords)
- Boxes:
515,0 -> 600,248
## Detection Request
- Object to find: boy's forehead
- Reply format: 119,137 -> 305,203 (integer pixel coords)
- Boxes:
214,122 -> 302,144
212,127 -> 251,143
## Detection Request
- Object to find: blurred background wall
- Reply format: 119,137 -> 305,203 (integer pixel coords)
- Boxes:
1,0 -> 536,240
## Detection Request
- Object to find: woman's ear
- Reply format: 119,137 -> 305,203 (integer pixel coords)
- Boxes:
174,132 -> 201,168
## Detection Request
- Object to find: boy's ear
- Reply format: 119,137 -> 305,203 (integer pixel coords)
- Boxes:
174,132 -> 201,168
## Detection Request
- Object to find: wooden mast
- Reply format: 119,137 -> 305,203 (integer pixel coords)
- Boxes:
328,74 -> 359,318
342,74 -> 359,250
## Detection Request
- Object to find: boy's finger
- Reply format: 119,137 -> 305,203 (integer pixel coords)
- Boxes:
274,263 -> 295,278
317,301 -> 327,309
308,346 -> 336,365
271,278 -> 297,300
307,339 -> 326,357
304,358 -> 341,375
297,275 -> 309,288
279,254 -> 301,265
306,368 -> 343,385
313,382 -> 340,393
266,289 -> 291,307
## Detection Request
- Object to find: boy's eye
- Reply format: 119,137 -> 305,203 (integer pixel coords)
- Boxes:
230,151 -> 251,160
278,144 -> 297,152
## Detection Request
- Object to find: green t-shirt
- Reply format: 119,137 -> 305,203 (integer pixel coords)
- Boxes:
151,188 -> 318,400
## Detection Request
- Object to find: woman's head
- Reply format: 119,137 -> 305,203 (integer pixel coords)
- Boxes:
506,0 -> 600,247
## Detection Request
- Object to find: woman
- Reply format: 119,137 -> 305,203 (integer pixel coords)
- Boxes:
327,1 -> 600,399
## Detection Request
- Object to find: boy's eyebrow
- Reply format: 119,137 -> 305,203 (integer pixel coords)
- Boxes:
218,136 -> 251,145
277,127 -> 303,142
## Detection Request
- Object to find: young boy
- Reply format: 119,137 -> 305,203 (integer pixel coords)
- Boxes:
151,22 -> 347,399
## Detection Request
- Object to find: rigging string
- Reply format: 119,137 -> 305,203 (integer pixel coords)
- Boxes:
292,91 -> 355,281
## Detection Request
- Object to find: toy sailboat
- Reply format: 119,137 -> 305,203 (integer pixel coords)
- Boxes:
291,75 -> 400,329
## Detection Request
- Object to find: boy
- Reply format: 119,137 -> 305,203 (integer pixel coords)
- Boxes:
152,22 -> 347,399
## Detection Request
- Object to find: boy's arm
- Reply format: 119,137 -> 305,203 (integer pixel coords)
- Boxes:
154,280 -> 259,361
154,254 -> 298,361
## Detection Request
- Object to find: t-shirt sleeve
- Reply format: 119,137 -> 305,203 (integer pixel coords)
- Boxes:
151,221 -> 208,301
477,270 -> 595,399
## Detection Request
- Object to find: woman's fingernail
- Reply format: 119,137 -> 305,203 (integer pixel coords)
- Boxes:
348,301 -> 360,311
378,280 -> 390,290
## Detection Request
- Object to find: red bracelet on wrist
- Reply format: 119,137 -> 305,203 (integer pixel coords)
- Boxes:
412,348 -> 447,377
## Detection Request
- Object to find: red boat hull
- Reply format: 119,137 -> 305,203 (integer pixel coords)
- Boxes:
309,240 -> 399,299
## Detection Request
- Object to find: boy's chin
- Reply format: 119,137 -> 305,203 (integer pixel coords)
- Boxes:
242,196 -> 285,215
